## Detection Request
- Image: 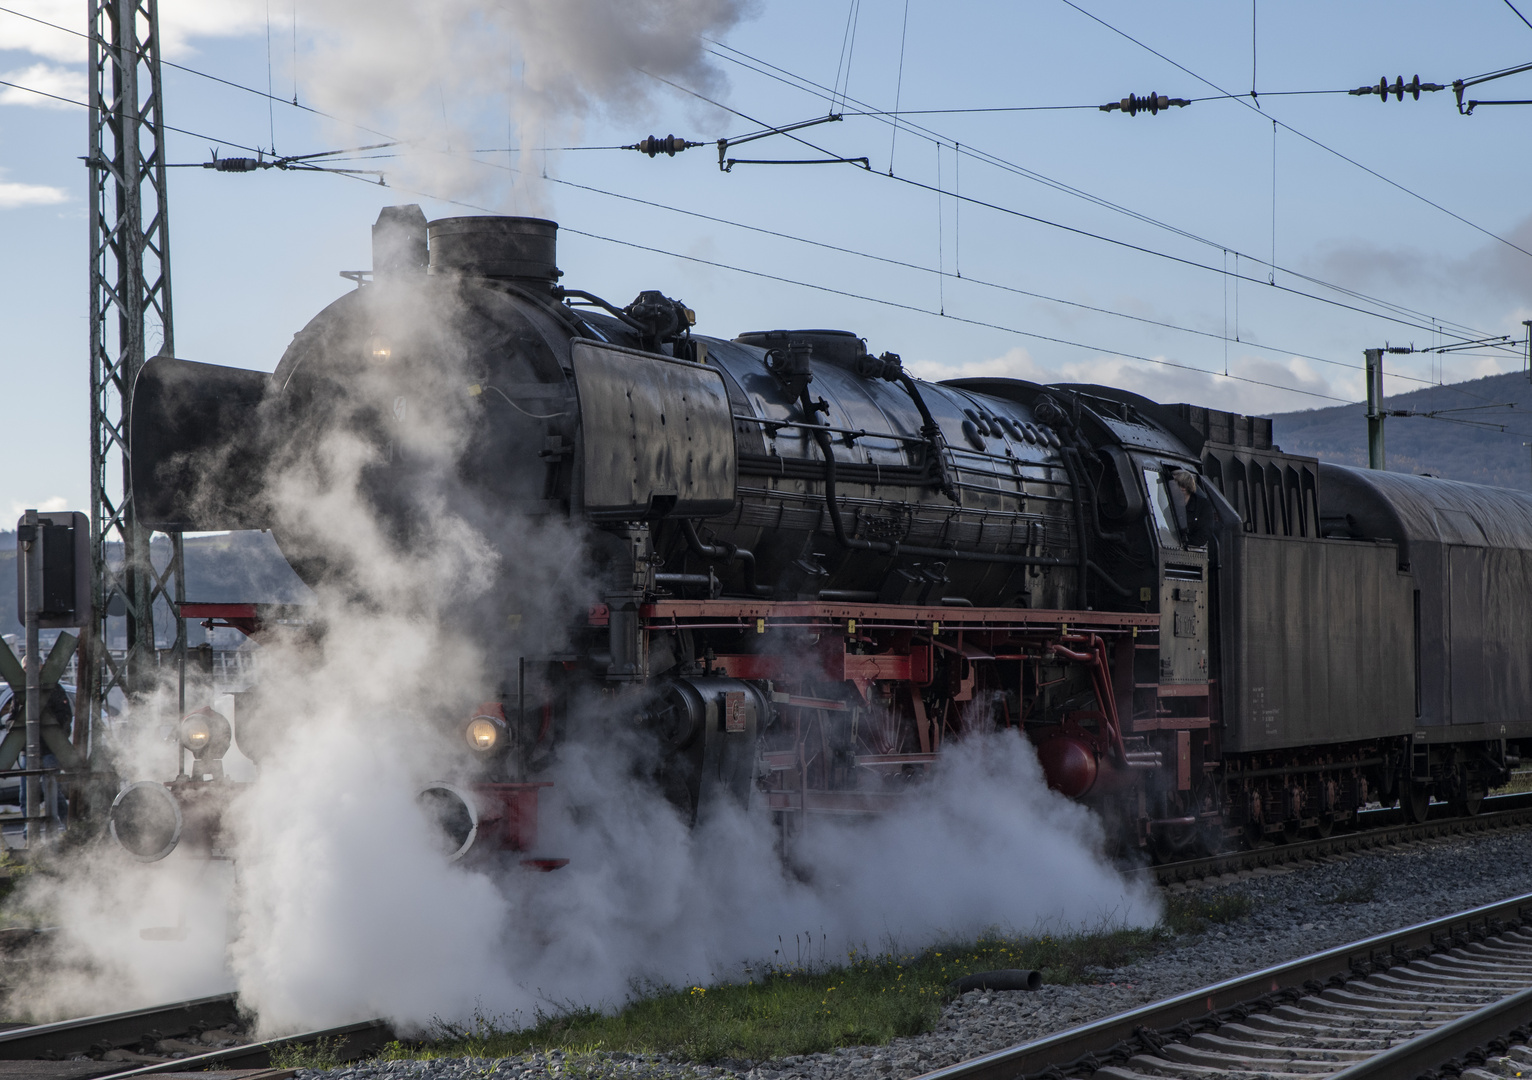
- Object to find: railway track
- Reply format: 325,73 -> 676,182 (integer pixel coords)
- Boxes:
1146,790 -> 1532,887
0,993 -> 392,1079
916,891 -> 1532,1080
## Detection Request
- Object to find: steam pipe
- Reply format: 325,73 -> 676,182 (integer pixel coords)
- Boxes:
680,520 -> 771,597
1075,453 -> 1128,545
1059,448 -> 1092,602
891,372 -> 960,504
1049,644 -> 1094,663
797,388 -> 1081,568
553,287 -> 647,332
801,386 -> 889,555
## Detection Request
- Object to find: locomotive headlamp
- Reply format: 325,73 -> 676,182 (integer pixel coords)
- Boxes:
366,335 -> 393,362
175,708 -> 233,767
465,715 -> 505,752
179,714 -> 212,751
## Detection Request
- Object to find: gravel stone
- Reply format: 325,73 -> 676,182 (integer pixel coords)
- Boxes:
296,826 -> 1532,1080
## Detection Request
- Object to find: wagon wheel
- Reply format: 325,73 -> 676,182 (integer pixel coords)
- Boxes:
1450,773 -> 1485,817
1312,778 -> 1338,838
1401,781 -> 1430,824
1196,819 -> 1229,857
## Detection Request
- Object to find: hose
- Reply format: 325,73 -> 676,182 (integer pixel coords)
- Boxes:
680,520 -> 771,597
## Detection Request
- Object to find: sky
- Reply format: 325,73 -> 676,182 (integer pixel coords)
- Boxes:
3,0 -> 1532,523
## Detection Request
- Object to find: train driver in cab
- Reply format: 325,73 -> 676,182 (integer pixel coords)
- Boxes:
1172,469 -> 1212,548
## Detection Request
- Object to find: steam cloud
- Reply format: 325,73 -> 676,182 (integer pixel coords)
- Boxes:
6,5 -> 1156,1030
10,284 -> 1157,1033
284,0 -> 753,208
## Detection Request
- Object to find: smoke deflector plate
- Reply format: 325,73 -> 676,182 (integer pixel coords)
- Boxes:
571,339 -> 737,520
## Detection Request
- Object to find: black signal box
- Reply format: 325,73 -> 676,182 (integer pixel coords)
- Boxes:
15,511 -> 91,628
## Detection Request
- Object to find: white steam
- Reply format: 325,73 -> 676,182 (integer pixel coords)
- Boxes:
7,266 -> 1158,1035
286,0 -> 753,207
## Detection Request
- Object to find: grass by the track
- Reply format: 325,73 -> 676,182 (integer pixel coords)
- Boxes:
387,895 -> 1248,1064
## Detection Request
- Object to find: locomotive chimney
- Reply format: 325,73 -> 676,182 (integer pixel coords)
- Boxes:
371,204 -> 428,280
426,216 -> 561,287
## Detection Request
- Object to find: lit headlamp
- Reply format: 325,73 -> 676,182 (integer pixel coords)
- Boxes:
179,714 -> 212,752
175,708 -> 232,764
465,714 -> 505,753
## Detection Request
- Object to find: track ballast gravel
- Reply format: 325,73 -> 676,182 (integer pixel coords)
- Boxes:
295,825 -> 1532,1080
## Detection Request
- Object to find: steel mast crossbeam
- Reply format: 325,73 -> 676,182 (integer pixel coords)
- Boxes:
85,0 -> 185,764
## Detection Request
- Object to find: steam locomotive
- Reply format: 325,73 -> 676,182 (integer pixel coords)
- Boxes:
110,207 -> 1532,863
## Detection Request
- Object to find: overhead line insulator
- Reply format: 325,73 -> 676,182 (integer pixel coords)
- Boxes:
1099,92 -> 1190,116
204,157 -> 264,172
624,134 -> 705,158
1348,75 -> 1445,101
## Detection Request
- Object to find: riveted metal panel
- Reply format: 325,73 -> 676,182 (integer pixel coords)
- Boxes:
1221,534 -> 1413,753
571,339 -> 737,520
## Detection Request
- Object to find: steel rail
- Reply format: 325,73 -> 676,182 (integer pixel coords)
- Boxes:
908,890 -> 1532,1080
1327,983 -> 1532,1079
0,993 -> 239,1059
97,1018 -> 395,1077
0,993 -> 392,1076
1144,790 -> 1532,886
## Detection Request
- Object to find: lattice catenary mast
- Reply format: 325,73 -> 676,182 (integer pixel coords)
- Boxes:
84,0 -> 185,761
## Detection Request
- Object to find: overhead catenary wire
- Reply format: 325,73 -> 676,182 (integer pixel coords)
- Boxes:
404,174 -> 1532,428
707,39 -> 1492,339
830,0 -> 862,114
702,40 -> 1494,342
382,176 -> 1353,404
0,3 -> 396,143
887,0 -> 912,173
378,166 -> 1523,412
3,0 -> 1513,340
647,65 -> 1501,345
0,61 -> 1357,405
6,5 -> 1516,410
542,172 -> 1475,391
0,76 -> 281,156
834,89 -> 1353,116
0,3 -> 1490,348
1055,0 -> 1532,263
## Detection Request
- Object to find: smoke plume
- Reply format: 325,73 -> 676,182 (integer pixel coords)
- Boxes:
4,251 -> 1158,1034
285,0 -> 754,208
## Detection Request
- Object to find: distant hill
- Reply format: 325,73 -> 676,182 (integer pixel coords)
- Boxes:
0,528 -> 309,644
1268,370 -> 1532,491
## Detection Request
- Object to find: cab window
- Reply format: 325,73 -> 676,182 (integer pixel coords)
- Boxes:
1144,467 -> 1181,550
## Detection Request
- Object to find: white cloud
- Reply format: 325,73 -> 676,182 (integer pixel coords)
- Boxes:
157,0 -> 266,58
0,62 -> 85,108
0,1 -> 82,64
5,496 -> 70,525
0,177 -> 69,209
0,1 -> 264,65
910,344 -> 1351,417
